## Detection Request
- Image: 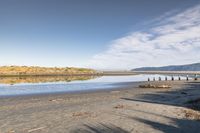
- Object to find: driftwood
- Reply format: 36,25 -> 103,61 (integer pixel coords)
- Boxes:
28,127 -> 46,133
139,84 -> 171,88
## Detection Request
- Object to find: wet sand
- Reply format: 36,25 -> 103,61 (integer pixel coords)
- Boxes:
0,80 -> 200,133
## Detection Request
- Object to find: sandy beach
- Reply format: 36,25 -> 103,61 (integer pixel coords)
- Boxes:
0,80 -> 200,133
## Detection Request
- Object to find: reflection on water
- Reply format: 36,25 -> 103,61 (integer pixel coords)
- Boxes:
0,76 -> 97,85
0,74 -> 193,97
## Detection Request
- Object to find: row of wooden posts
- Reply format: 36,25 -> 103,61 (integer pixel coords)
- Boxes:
148,74 -> 199,81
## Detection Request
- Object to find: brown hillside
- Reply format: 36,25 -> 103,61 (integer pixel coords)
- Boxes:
0,66 -> 97,76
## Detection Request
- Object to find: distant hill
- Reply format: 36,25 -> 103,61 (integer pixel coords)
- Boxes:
0,66 -> 97,76
132,63 -> 200,71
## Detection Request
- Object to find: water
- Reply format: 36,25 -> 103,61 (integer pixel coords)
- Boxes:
0,74 -> 191,97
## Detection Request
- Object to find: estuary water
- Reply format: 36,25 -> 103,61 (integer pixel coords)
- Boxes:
0,74 -> 188,97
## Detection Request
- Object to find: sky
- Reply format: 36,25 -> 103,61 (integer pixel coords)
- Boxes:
0,0 -> 200,70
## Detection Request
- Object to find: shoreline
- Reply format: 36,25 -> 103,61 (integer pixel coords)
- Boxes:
0,79 -> 196,99
0,81 -> 141,99
0,76 -> 198,99
0,79 -> 198,99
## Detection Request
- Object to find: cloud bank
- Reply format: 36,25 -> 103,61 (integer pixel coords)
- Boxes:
88,4 -> 200,70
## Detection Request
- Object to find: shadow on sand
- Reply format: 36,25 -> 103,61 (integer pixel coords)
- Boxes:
71,82 -> 200,133
122,82 -> 200,111
132,116 -> 200,133
120,81 -> 200,133
119,108 -> 200,133
70,123 -> 128,133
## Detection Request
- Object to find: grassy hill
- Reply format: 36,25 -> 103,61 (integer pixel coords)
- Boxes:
0,66 -> 97,76
132,63 -> 200,71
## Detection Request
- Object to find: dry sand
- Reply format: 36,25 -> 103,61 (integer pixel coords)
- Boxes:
0,80 -> 200,133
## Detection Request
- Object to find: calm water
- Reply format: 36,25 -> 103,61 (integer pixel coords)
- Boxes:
0,74 -> 190,97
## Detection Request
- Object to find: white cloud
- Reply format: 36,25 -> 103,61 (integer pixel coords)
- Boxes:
87,4 -> 200,70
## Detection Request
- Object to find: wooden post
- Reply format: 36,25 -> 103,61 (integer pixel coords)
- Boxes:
178,76 -> 181,81
148,78 -> 150,82
171,76 -> 174,81
159,77 -> 161,81
165,77 -> 167,81
153,77 -> 155,81
194,74 -> 198,81
186,75 -> 189,81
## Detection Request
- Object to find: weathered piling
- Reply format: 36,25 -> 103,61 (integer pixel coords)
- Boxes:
159,77 -> 161,81
171,76 -> 174,81
194,74 -> 198,81
186,75 -> 189,81
165,77 -> 168,81
148,78 -> 150,82
153,77 -> 155,81
178,76 -> 181,81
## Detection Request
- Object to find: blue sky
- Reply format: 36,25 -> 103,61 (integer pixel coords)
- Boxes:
0,0 -> 200,70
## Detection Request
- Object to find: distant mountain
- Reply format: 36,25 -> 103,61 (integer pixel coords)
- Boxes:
132,63 -> 200,71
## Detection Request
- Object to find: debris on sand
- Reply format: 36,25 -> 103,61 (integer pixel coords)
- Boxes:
28,126 -> 46,133
49,98 -> 64,102
8,130 -> 15,133
184,98 -> 200,120
183,109 -> 200,121
139,84 -> 171,88
187,98 -> 200,111
72,112 -> 91,117
114,104 -> 125,109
